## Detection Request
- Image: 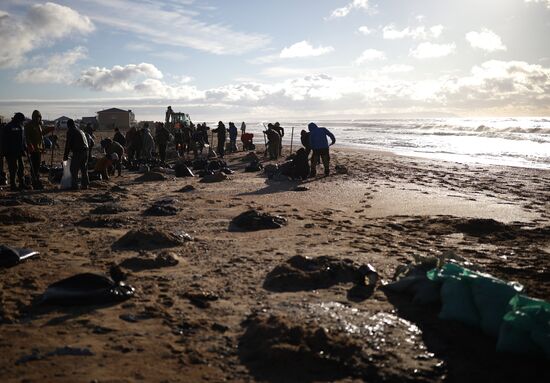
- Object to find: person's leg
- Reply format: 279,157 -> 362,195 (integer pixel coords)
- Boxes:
310,150 -> 318,176
322,148 -> 330,176
30,151 -> 41,186
80,152 -> 89,188
16,157 -> 25,186
116,159 -> 122,176
69,154 -> 79,189
6,156 -> 18,189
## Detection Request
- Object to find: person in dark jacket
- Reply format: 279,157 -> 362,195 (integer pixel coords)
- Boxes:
126,126 -> 140,162
266,124 -> 280,160
308,122 -> 335,177
24,110 -> 45,189
2,113 -> 27,191
113,128 -> 126,147
155,122 -> 170,163
63,119 -> 89,190
0,121 -> 6,186
273,122 -> 284,157
212,121 -> 227,158
228,122 -> 238,152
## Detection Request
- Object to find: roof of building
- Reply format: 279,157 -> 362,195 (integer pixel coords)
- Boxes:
97,108 -> 132,114
54,116 -> 70,122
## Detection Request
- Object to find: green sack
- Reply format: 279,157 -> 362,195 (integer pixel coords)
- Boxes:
470,276 -> 523,337
439,276 -> 480,327
498,295 -> 550,359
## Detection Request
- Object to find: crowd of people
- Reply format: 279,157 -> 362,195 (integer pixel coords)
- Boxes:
0,109 -> 336,191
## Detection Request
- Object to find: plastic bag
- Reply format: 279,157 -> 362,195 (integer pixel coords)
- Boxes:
60,160 -> 72,190
439,276 -> 481,327
497,295 -> 550,359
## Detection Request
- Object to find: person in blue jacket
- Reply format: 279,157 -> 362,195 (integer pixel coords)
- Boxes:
308,122 -> 335,177
228,122 -> 238,152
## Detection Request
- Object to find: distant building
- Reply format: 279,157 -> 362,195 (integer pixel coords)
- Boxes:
81,116 -> 98,130
54,116 -> 71,129
97,108 -> 135,131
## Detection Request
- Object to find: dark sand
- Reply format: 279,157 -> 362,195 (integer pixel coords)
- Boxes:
0,143 -> 549,382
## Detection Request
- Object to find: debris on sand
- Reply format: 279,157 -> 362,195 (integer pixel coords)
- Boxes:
0,207 -> 44,225
111,185 -> 129,193
83,193 -> 120,204
231,210 -> 287,231
177,185 -> 195,193
113,228 -> 191,250
293,186 -> 309,192
77,216 -> 132,229
200,173 -> 228,183
143,204 -> 179,216
335,164 -> 348,174
41,273 -> 134,306
0,198 -> 21,207
90,203 -> 128,215
21,195 -> 56,206
241,152 -> 259,162
16,347 -> 94,365
181,290 -> 219,308
454,218 -> 509,236
264,255 -> 367,292
119,252 -> 179,271
0,245 -> 39,268
135,172 -> 167,182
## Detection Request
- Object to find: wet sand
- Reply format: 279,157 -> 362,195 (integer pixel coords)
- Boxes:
0,144 -> 549,382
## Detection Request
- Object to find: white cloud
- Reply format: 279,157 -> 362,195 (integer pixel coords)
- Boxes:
280,41 -> 334,58
354,49 -> 386,64
77,63 -> 163,92
410,42 -> 456,59
465,28 -> 507,52
358,26 -> 373,35
328,0 -> 370,19
0,2 -> 94,68
380,64 -> 415,73
84,0 -> 269,55
524,0 -> 550,9
15,46 -> 87,83
383,24 -> 443,40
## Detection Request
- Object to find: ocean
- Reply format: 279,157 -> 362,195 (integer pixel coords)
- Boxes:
237,118 -> 550,170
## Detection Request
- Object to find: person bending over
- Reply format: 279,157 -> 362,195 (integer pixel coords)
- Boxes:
308,122 -> 335,177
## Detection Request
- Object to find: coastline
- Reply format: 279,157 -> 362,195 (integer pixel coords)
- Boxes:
0,144 -> 548,382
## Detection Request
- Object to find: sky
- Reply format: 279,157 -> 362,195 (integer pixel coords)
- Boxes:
0,0 -> 549,121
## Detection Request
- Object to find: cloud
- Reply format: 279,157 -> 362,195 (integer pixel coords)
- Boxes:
410,42 -> 456,59
15,46 -> 87,83
83,0 -> 269,55
354,49 -> 386,64
358,26 -> 373,35
328,0 -> 370,19
280,41 -> 334,58
380,64 -> 414,73
441,60 -> 550,107
0,2 -> 94,68
524,0 -> 550,9
465,28 -> 507,52
383,24 -> 443,40
77,63 -> 163,92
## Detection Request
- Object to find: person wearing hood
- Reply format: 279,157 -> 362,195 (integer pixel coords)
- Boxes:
24,110 -> 45,189
63,118 -> 89,190
155,122 -> 171,163
141,123 -> 155,161
2,113 -> 27,191
308,122 -> 335,177
212,121 -> 227,158
273,122 -> 284,157
126,125 -> 140,161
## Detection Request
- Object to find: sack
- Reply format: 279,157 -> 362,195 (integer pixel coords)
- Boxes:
497,295 -> 550,358
60,160 -> 72,189
175,161 -> 194,177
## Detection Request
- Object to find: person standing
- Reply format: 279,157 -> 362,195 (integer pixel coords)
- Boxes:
113,128 -> 126,147
141,123 -> 155,161
63,119 -> 89,190
240,121 -> 246,135
308,122 -> 335,177
273,122 -> 284,157
24,110 -> 45,189
212,121 -> 227,158
125,125 -> 139,161
228,122 -> 238,152
155,122 -> 170,163
0,121 -> 6,186
266,124 -> 280,160
2,113 -> 27,191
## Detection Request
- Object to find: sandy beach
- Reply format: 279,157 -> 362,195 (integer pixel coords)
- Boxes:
1,144 -> 549,382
